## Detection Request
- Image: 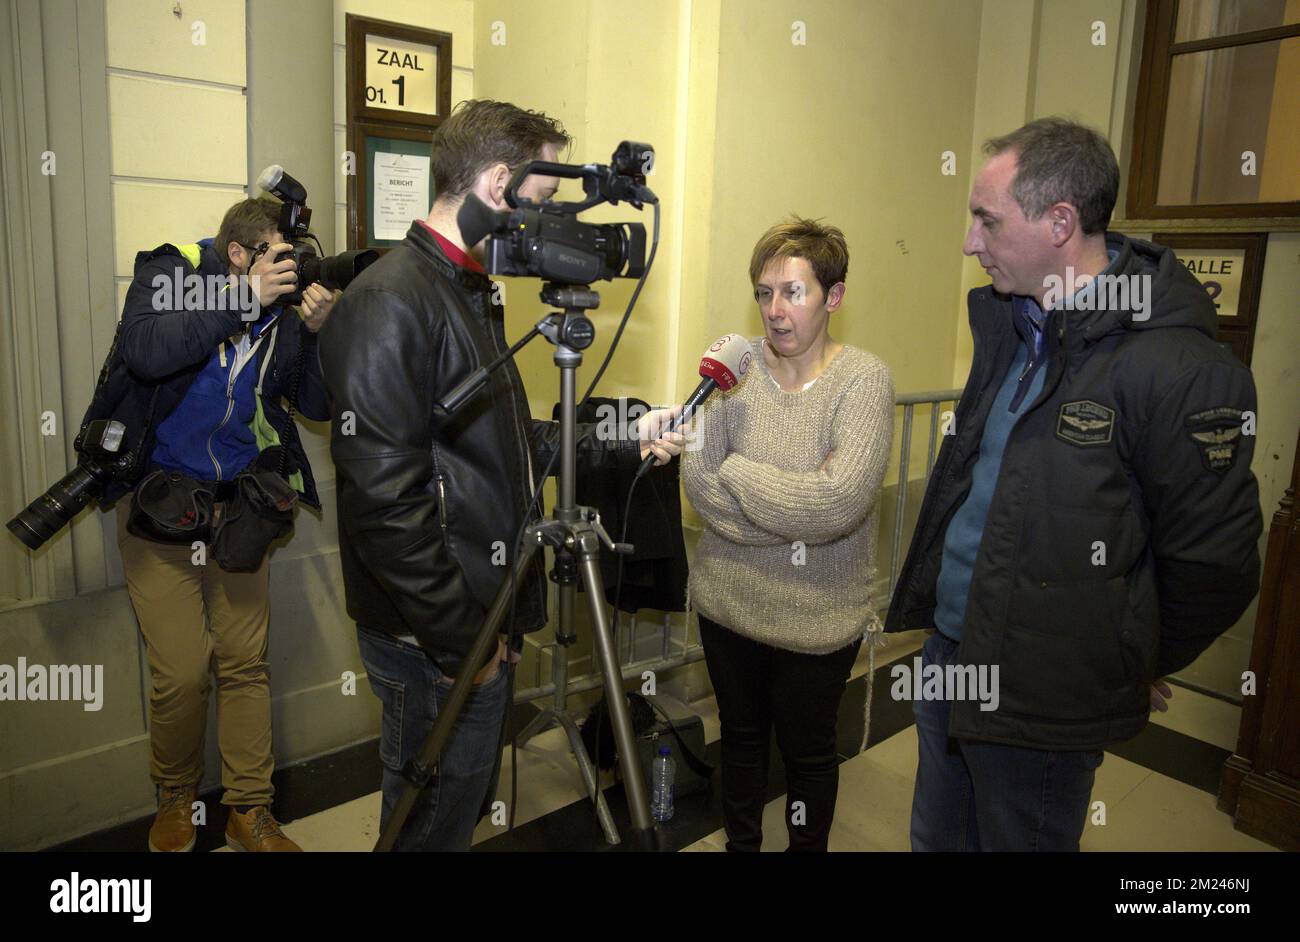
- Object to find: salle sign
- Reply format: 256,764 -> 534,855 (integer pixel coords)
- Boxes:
1176,248 -> 1245,318
364,34 -> 438,116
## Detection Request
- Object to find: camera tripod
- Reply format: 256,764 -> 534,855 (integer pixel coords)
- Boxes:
374,284 -> 658,852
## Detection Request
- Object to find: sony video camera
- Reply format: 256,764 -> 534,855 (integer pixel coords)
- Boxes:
458,141 -> 656,285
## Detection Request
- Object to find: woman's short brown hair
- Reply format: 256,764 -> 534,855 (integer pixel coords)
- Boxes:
430,99 -> 571,200
748,217 -> 849,300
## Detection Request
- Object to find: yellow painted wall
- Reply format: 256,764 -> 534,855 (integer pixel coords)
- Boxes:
475,0 -> 983,498
470,0 -> 694,680
473,0 -> 688,419
1220,232 -> 1300,692
951,0 -> 1132,387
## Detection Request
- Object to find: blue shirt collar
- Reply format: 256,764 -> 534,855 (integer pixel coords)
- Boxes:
1015,247 -> 1120,351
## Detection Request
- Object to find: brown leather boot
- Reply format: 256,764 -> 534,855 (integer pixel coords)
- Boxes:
148,785 -> 198,852
225,806 -> 302,852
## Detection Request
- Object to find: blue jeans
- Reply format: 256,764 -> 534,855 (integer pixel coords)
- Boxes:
910,631 -> 1103,851
357,626 -> 511,851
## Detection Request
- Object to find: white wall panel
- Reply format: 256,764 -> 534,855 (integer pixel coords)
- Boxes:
106,0 -> 247,85
109,73 -> 247,184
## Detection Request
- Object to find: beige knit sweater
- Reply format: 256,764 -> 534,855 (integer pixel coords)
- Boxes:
683,338 -> 895,654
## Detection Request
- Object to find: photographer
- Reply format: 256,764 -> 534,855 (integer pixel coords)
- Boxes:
319,99 -> 682,852
95,196 -> 335,852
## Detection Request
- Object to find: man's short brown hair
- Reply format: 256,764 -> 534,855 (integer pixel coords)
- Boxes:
430,99 -> 571,200
983,117 -> 1120,235
749,217 -> 849,299
215,197 -> 281,268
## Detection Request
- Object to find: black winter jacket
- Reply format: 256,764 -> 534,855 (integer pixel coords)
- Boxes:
318,222 -> 640,677
84,241 -> 327,510
885,234 -> 1262,750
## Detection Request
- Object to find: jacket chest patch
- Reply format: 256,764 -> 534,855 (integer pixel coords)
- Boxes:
1056,400 -> 1115,446
1185,407 -> 1244,473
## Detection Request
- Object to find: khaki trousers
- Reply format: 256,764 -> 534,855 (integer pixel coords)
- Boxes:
116,506 -> 275,806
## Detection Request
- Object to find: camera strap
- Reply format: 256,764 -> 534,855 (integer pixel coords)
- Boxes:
252,317 -> 305,483
254,320 -> 279,392
79,317 -> 161,477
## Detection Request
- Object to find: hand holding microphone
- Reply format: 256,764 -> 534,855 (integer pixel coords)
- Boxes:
635,333 -> 753,479
638,406 -> 687,468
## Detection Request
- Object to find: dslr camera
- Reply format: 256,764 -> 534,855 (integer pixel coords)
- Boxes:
255,164 -> 377,305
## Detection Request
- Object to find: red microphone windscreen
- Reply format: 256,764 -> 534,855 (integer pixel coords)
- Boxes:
698,333 -> 752,390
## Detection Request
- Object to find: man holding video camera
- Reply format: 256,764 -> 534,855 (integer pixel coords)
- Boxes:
319,99 -> 682,851
103,196 -> 335,852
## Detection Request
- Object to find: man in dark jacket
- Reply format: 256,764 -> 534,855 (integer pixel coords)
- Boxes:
100,196 -> 335,852
319,100 -> 681,851
886,118 -> 1261,851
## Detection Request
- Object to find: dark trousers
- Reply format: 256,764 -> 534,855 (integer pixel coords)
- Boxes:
357,626 -> 510,851
910,631 -> 1103,851
699,615 -> 860,852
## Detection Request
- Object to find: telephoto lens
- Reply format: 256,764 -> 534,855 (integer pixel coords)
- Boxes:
310,249 -> 380,292
281,247 -> 379,306
6,418 -> 132,551
7,460 -> 113,551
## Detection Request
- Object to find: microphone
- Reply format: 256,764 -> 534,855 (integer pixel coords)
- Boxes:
256,164 -> 307,204
635,333 -> 752,479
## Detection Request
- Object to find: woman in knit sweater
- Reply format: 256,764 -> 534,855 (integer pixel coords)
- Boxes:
683,218 -> 894,852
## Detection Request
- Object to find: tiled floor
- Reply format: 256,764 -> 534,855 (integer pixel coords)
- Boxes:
683,727 -> 1273,852
257,632 -> 1276,853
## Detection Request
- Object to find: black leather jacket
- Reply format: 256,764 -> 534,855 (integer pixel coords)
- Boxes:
319,222 -> 640,676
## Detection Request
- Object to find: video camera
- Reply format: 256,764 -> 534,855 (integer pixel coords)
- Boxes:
255,164 -> 377,305
457,141 -> 656,285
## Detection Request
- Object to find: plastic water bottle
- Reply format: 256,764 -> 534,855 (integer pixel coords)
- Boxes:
651,744 -> 675,822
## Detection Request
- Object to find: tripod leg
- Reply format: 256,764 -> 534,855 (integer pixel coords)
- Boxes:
575,540 -> 658,848
554,711 -> 621,845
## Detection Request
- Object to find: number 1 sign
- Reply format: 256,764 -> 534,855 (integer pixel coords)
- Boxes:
347,14 -> 451,131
